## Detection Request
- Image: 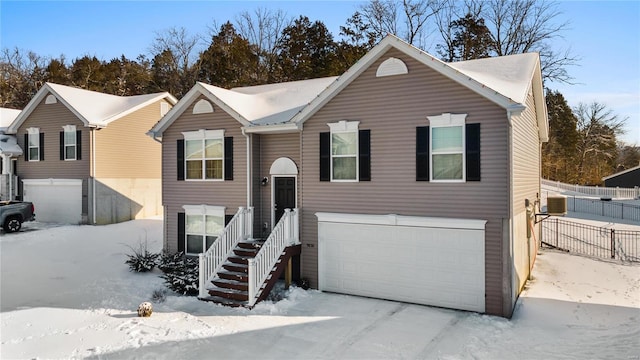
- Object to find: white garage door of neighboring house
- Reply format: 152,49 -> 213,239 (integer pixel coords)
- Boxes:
317,212 -> 486,313
23,179 -> 82,224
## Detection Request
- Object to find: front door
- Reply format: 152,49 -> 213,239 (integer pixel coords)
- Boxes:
274,176 -> 296,225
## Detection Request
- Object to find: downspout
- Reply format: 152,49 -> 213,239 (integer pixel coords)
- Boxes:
506,109 -> 515,315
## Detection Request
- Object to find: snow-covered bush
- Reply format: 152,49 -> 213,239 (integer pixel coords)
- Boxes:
151,288 -> 168,303
124,241 -> 160,272
159,252 -> 199,296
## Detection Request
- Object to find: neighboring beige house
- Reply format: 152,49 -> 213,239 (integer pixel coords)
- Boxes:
7,83 -> 177,224
0,107 -> 22,200
149,35 -> 548,318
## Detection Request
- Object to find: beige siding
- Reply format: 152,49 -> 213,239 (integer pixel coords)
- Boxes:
299,48 -> 511,316
162,95 -> 248,253
95,100 -> 168,178
511,88 -> 543,297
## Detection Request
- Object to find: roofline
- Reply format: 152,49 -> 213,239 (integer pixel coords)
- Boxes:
291,35 -> 526,126
8,83 -> 89,133
100,92 -> 178,125
148,82 -> 251,139
242,122 -> 301,134
7,83 -> 178,133
602,164 -> 640,180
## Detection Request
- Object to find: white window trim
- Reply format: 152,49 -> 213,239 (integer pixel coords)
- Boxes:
62,125 -> 77,161
427,113 -> 467,183
27,127 -> 40,162
182,129 -> 225,181
327,120 -> 359,182
182,205 -> 225,255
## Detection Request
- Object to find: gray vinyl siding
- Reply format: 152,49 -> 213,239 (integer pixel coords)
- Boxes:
254,132 -> 300,239
16,95 -> 91,219
16,96 -> 90,180
162,95 -> 247,254
299,48 -> 511,316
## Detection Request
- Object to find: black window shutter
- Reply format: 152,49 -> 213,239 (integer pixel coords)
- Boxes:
225,214 -> 234,226
466,123 -> 481,181
224,137 -> 233,180
24,134 -> 28,161
358,129 -> 371,181
60,131 -> 65,160
177,139 -> 185,181
416,126 -> 430,181
39,133 -> 45,161
319,132 -> 330,181
76,130 -> 82,160
177,212 -> 185,253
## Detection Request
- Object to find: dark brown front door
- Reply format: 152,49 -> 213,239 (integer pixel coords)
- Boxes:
274,177 -> 296,224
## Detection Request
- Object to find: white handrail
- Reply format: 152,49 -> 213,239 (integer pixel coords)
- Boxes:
542,179 -> 640,199
248,208 -> 299,306
198,206 -> 253,298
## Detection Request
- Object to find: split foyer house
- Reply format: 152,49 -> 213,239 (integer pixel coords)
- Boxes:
7,83 -> 177,224
149,35 -> 549,318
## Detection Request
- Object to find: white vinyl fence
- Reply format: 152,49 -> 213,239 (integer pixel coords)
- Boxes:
542,179 -> 640,199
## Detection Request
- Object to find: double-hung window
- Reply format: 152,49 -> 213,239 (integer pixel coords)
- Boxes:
328,120 -> 359,181
429,113 -> 466,181
183,205 -> 225,255
62,125 -> 77,160
182,130 -> 224,180
416,113 -> 480,182
26,127 -> 41,161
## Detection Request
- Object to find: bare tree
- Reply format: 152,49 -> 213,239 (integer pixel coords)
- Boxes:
479,0 -> 578,83
234,8 -> 291,83
0,48 -> 48,108
574,102 -> 627,184
149,27 -> 201,95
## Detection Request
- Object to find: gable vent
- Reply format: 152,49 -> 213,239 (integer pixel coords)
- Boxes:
376,57 -> 408,77
45,94 -> 57,104
193,99 -> 214,114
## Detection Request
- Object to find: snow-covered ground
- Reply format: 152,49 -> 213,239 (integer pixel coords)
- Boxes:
1,218 -> 639,359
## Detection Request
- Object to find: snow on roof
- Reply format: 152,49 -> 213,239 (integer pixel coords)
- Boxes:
202,77 -> 338,125
449,53 -> 539,105
46,83 -> 176,126
8,83 -> 177,133
0,107 -> 21,132
0,133 -> 22,155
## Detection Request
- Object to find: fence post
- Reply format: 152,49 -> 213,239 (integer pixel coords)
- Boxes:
610,229 -> 616,259
198,253 -> 206,298
248,258 -> 256,304
555,218 -> 559,247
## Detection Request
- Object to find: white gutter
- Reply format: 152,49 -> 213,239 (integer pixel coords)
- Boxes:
506,109 -> 515,309
241,128 -> 251,208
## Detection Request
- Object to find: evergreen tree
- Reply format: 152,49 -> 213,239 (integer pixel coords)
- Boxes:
542,90 -> 579,182
447,13 -> 493,61
275,16 -> 338,81
199,22 -> 259,88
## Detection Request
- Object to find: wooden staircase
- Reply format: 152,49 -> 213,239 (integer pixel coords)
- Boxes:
200,239 -> 301,307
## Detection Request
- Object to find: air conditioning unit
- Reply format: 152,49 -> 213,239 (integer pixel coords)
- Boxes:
546,195 -> 567,216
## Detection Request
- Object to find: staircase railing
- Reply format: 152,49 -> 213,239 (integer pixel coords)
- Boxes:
247,208 -> 299,306
199,206 -> 254,298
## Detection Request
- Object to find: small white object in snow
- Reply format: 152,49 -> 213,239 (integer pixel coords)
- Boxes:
137,302 -> 153,317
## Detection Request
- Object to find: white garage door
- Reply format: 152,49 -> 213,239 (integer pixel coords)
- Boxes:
23,179 -> 82,224
317,213 -> 486,312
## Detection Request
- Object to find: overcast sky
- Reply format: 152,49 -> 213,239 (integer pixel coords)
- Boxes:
1,1 -> 638,145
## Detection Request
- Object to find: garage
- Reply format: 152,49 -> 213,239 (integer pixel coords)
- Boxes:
316,212 -> 486,312
23,179 -> 82,224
